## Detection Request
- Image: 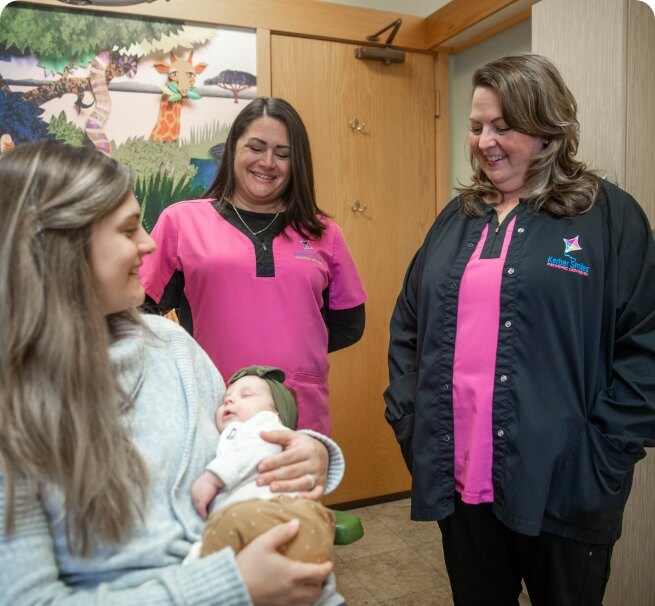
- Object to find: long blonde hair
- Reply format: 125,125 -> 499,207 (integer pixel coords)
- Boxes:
0,140 -> 146,555
459,53 -> 599,216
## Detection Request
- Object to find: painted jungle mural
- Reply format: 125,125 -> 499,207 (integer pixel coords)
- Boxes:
0,3 -> 257,230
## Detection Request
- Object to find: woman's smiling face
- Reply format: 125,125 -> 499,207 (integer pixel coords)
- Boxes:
231,115 -> 291,212
469,86 -> 545,202
89,193 -> 155,316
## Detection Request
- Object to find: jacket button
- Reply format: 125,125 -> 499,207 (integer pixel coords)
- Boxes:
497,429 -> 505,437
517,227 -> 525,234
467,242 -> 474,248
500,375 -> 508,383
507,267 -> 515,275
443,434 -> 451,442
441,383 -> 450,391
504,320 -> 512,328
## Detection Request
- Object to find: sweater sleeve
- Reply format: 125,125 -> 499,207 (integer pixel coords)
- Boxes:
300,430 -> 345,495
0,477 -> 251,606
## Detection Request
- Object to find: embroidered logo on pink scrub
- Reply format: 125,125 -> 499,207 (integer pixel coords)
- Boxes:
294,240 -> 326,265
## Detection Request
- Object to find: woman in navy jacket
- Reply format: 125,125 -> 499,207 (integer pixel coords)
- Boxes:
385,54 -> 655,606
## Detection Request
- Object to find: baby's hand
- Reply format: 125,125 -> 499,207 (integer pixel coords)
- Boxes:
191,471 -> 225,519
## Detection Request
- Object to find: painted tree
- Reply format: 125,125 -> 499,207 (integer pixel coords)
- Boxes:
205,70 -> 256,103
0,5 -> 207,148
0,5 -> 181,97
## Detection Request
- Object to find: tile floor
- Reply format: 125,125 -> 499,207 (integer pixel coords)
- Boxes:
333,497 -> 453,605
333,497 -> 532,606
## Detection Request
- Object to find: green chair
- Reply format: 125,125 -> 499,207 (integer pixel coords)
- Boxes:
333,509 -> 364,545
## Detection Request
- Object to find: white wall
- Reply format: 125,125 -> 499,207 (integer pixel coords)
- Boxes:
447,19 -> 531,197
532,0 -> 627,187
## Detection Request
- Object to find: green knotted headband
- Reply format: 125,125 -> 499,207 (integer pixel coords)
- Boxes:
228,365 -> 298,430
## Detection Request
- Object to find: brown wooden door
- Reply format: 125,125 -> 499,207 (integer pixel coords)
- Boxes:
271,35 -> 436,504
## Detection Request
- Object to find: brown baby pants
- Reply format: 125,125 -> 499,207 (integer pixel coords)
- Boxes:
199,495 -> 336,563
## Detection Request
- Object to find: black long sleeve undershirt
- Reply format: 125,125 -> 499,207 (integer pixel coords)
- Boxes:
326,304 -> 365,352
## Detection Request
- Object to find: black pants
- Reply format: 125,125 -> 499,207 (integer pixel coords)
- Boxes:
437,495 -> 613,606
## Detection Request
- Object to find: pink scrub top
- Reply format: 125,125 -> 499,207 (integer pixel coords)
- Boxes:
452,217 -> 516,504
141,199 -> 367,434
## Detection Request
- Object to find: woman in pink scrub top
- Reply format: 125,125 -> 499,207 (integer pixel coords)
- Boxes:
141,97 -> 367,436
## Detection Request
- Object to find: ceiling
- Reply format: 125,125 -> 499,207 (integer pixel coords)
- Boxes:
316,0 -> 534,50
316,0 -> 451,18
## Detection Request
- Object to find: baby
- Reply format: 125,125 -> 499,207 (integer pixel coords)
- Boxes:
190,365 -> 336,565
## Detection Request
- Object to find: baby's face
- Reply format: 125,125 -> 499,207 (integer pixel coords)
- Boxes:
217,375 -> 277,431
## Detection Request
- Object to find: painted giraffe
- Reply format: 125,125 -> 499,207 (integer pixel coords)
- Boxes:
149,51 -> 207,144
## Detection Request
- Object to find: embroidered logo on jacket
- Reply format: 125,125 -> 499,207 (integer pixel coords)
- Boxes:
546,235 -> 590,277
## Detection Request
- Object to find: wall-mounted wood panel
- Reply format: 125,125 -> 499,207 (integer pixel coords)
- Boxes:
22,0 -> 428,49
271,34 -> 437,504
23,0 -> 528,53
425,0 -> 521,48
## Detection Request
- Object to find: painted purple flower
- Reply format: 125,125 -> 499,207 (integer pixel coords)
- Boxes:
116,55 -> 138,78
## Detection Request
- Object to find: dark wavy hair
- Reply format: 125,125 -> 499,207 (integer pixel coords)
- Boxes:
206,96 -> 327,238
458,53 -> 599,217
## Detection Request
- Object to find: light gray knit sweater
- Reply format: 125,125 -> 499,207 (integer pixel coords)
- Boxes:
0,315 -> 345,605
